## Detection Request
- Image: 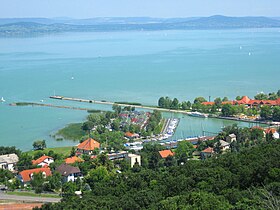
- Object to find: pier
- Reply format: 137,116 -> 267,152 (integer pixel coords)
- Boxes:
49,95 -> 192,114
9,102 -> 92,111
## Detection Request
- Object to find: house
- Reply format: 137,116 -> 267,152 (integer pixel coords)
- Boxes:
265,128 -> 279,139
126,154 -> 141,168
56,163 -> 83,182
108,151 -> 128,160
159,150 -> 174,158
202,96 -> 280,108
0,153 -> 19,172
32,155 -> 54,167
215,140 -> 231,151
226,134 -> 237,143
65,156 -> 84,164
201,147 -> 214,158
76,138 -> 100,156
125,132 -> 140,139
18,168 -> 52,184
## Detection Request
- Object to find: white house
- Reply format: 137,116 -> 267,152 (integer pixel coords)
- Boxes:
32,155 -> 54,167
226,134 -> 237,143
215,140 -> 231,151
0,153 -> 19,172
56,163 -> 83,182
126,154 -> 141,168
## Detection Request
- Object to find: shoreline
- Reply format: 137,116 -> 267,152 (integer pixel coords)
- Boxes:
49,95 -> 272,125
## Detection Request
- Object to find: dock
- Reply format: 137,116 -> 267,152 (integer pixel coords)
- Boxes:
49,95 -> 192,114
10,102 -> 92,111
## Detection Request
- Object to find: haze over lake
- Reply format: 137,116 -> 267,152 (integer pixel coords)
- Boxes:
0,28 -> 279,150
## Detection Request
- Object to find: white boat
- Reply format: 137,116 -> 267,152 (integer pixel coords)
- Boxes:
189,111 -> 208,118
0,97 -> 5,102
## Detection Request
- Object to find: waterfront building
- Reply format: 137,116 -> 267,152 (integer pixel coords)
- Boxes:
76,138 -> 100,156
202,96 -> 280,107
32,155 -> 54,167
0,153 -> 19,172
18,168 -> 52,184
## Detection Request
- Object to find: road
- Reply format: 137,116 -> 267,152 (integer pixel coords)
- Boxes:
0,192 -> 61,203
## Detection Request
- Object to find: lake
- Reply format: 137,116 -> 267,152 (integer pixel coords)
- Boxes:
0,29 -> 279,150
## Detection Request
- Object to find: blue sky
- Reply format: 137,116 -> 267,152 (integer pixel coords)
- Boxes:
1,0 -> 279,18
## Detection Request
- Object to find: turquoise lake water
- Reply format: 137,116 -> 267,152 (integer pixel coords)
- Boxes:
0,29 -> 279,151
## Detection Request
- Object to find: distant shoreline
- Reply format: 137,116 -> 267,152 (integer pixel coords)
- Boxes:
1,16 -> 280,36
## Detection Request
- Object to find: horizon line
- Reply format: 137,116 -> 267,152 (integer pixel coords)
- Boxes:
0,15 -> 279,19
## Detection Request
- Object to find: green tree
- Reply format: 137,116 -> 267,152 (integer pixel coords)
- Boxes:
112,104 -> 122,114
182,101 -> 191,110
255,93 -> 268,100
222,97 -> 229,102
260,105 -> 272,120
175,141 -> 194,162
236,96 -> 242,100
272,106 -> 280,121
214,97 -> 222,108
171,98 -> 179,109
251,128 -> 264,140
158,97 -> 165,107
221,104 -> 235,117
17,153 -> 33,170
86,166 -> 110,187
31,172 -> 44,194
194,97 -> 207,104
87,114 -> 101,125
33,140 -> 46,150
81,121 -> 94,133
44,172 -> 62,192
111,119 -> 120,131
277,89 -> 280,97
268,92 -> 278,100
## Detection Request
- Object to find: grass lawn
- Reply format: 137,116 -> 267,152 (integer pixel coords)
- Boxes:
25,146 -> 74,157
7,191 -> 61,198
56,123 -> 86,140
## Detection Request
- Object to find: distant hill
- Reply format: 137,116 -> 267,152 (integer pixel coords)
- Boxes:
0,15 -> 279,36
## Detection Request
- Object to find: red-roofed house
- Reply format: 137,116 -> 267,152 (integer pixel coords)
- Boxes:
125,132 -> 140,139
203,96 -> 280,108
201,147 -> 214,158
76,138 -> 100,155
65,156 -> 84,164
18,167 -> 52,184
159,150 -> 174,158
32,156 -> 54,167
265,128 -> 277,134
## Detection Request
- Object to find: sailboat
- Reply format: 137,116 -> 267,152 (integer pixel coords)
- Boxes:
0,97 -> 5,102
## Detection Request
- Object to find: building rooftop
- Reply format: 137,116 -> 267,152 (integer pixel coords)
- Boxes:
65,156 -> 83,164
0,153 -> 19,164
77,138 -> 100,151
32,155 -> 53,165
19,167 -> 51,183
159,150 -> 174,158
56,163 -> 81,177
202,147 -> 214,153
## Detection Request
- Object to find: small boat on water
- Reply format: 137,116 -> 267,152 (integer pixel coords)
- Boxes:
189,111 -> 208,118
0,97 -> 5,102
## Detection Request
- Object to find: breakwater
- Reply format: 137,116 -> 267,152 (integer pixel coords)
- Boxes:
10,102 -> 91,111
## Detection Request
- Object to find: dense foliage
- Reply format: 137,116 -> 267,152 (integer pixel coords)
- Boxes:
0,146 -> 21,156
37,140 -> 280,210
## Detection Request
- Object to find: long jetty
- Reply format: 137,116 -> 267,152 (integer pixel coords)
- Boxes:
10,102 -> 91,111
49,95 -> 272,125
49,95 -> 192,114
